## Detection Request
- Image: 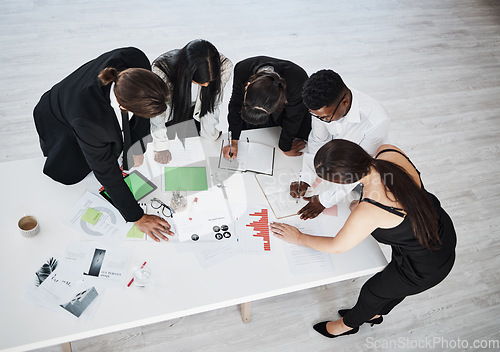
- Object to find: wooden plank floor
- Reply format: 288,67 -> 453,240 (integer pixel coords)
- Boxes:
1,0 -> 499,351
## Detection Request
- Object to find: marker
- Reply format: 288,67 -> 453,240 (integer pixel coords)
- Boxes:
228,131 -> 233,158
127,261 -> 147,287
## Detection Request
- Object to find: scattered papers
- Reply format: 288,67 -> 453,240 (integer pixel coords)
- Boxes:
63,241 -> 132,287
171,187 -> 234,243
278,218 -> 334,275
62,191 -> 130,243
26,242 -> 132,320
32,264 -> 102,319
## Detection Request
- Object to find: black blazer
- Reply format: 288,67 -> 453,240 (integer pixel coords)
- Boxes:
227,56 -> 311,152
33,47 -> 151,222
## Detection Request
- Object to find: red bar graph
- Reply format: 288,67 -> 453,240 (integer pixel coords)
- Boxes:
246,209 -> 271,251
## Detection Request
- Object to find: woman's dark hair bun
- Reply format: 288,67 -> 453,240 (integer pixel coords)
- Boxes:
98,67 -> 119,85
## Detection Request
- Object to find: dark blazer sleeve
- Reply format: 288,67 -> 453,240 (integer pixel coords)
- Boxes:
79,47 -> 151,222
277,65 -> 310,152
72,116 -> 144,222
227,59 -> 254,140
129,113 -> 152,155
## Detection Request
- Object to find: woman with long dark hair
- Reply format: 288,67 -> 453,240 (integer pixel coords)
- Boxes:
271,139 -> 456,338
150,39 -> 233,164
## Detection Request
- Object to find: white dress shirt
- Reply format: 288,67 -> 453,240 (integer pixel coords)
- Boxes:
302,88 -> 391,208
109,83 -> 127,137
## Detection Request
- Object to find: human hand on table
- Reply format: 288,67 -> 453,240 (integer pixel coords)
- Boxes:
135,214 -> 174,242
283,139 -> 307,157
222,140 -> 238,160
297,195 -> 325,220
270,222 -> 304,245
154,150 -> 172,164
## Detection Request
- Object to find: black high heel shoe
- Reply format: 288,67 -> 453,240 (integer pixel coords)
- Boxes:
313,322 -> 359,338
338,309 -> 383,326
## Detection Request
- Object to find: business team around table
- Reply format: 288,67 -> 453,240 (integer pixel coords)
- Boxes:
33,40 -> 456,339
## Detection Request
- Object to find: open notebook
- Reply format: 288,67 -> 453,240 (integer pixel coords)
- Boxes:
218,139 -> 275,176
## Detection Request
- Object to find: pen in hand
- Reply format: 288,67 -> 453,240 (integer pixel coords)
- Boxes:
228,131 -> 233,159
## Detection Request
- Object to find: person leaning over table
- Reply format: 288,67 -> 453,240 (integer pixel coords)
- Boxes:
272,139 -> 456,339
290,69 -> 390,219
222,56 -> 311,159
33,47 -> 174,242
150,39 -> 233,164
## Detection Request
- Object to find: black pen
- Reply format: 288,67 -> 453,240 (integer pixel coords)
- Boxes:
228,131 -> 233,159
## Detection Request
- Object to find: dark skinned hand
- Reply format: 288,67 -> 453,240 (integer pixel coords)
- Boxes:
298,195 -> 325,219
290,181 -> 310,199
283,139 -> 307,157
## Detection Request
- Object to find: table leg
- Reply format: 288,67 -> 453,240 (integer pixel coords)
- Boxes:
240,302 -> 252,323
61,342 -> 72,352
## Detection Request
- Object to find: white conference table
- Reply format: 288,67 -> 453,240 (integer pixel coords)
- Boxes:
0,127 -> 387,352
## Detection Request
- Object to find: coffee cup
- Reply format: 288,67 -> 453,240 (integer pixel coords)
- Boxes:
18,215 -> 40,237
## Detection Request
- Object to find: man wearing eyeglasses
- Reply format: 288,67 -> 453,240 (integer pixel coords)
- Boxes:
290,69 -> 390,219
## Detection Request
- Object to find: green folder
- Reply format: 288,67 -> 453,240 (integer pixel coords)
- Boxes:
164,167 -> 208,191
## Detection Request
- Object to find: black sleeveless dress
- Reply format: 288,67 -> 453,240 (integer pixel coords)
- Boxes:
343,149 -> 457,328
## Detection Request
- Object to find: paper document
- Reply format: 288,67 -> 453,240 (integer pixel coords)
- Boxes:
218,139 -> 275,175
171,187 -> 235,243
166,136 -> 207,167
63,241 -> 132,287
30,264 -> 102,320
256,168 -> 310,219
62,191 -> 130,243
279,218 -> 334,275
175,241 -> 239,268
236,206 -> 273,255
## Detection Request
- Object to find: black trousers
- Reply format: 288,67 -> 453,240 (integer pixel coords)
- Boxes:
343,251 -> 455,328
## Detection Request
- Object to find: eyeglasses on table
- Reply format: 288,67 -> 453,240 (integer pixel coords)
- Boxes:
150,197 -> 174,218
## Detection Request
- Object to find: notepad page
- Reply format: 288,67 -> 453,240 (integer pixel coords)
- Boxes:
245,142 -> 274,175
218,140 -> 248,172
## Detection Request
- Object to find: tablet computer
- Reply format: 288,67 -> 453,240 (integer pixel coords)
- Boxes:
100,170 -> 157,205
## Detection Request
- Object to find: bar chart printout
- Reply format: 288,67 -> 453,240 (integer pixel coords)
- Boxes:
246,208 -> 271,252
237,207 -> 272,255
